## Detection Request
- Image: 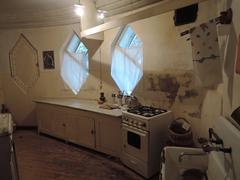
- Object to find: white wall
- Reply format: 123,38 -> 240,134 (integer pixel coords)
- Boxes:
0,23 -> 115,125
0,24 -> 82,125
0,0 -> 239,142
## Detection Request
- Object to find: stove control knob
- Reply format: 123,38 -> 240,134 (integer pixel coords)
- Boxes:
138,122 -> 143,126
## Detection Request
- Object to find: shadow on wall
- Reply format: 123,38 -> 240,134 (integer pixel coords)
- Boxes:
88,59 -> 116,89
81,38 -> 119,91
82,38 -> 102,58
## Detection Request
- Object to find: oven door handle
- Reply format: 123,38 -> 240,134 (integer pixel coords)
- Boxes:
122,124 -> 148,137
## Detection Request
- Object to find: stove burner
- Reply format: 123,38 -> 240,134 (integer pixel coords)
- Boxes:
127,106 -> 167,117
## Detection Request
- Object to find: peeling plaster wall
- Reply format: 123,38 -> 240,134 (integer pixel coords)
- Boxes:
198,0 -> 240,137
101,0 -> 219,139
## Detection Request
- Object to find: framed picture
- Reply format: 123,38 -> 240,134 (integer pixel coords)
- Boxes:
43,50 -> 55,69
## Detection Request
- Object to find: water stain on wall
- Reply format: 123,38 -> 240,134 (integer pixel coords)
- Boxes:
179,89 -> 199,102
158,75 -> 180,104
144,71 -> 200,106
188,111 -> 201,118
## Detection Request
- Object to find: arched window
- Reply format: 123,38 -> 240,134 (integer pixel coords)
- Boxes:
111,25 -> 143,95
61,33 -> 89,94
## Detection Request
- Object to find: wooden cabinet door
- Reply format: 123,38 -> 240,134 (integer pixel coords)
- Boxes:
36,104 -> 54,134
66,111 -> 95,149
95,115 -> 121,157
76,115 -> 95,148
65,114 -> 79,144
52,108 -> 66,139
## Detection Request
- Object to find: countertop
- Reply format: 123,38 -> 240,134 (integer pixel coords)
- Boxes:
34,98 -> 122,117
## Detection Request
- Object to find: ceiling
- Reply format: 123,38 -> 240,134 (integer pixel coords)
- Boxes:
0,0 -> 162,29
95,0 -> 162,17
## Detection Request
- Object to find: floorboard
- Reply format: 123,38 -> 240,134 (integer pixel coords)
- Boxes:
13,130 -> 144,180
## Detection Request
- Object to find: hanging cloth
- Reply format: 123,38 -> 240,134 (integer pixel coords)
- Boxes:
190,20 -> 222,88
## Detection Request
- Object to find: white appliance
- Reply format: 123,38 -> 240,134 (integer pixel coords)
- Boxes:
121,106 -> 173,178
0,113 -> 19,180
161,115 -> 240,180
207,116 -> 240,180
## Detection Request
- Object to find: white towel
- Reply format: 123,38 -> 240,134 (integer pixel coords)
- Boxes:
190,20 -> 222,88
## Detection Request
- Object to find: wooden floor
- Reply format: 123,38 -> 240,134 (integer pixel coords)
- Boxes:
14,130 -> 144,180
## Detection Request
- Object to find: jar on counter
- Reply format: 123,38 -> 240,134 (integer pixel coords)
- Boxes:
111,93 -> 116,104
117,92 -> 123,106
98,92 -> 106,104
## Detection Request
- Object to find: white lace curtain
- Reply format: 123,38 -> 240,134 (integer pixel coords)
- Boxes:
61,34 -> 89,95
111,45 -> 143,95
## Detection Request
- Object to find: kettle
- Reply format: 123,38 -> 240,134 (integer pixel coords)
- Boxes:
125,96 -> 140,108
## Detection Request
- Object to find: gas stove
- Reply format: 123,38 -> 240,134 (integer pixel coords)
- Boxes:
121,105 -> 173,178
126,106 -> 167,118
122,106 -> 171,131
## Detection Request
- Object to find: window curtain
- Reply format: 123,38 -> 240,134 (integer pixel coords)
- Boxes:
61,52 -> 88,94
111,45 -> 143,95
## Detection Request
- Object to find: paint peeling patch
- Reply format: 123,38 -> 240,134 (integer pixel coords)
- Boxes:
158,76 -> 180,105
177,72 -> 193,87
158,76 -> 179,93
179,89 -> 199,102
147,74 -> 157,91
188,112 -> 201,118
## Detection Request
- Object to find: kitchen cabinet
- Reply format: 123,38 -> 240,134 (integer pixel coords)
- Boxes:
36,103 -> 54,134
36,102 -> 122,157
95,114 -> 121,157
65,112 -> 95,149
52,107 -> 66,139
37,104 -> 66,139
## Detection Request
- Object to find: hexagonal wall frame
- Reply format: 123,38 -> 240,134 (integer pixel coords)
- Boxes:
9,34 -> 39,93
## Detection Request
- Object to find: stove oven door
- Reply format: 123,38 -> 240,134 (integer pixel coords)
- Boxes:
122,124 -> 148,162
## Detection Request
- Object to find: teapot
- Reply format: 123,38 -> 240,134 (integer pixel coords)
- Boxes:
125,95 -> 140,108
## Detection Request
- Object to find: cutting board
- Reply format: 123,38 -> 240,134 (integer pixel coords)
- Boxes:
236,34 -> 240,74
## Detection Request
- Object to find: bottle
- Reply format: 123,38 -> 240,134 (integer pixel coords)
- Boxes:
111,93 -> 116,104
99,92 -> 106,102
117,91 -> 123,106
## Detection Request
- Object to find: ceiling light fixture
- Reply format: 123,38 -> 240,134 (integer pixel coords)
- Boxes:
74,0 -> 84,17
97,10 -> 107,20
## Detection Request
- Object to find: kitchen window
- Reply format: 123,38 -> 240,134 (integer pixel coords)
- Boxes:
61,32 -> 89,95
111,25 -> 143,95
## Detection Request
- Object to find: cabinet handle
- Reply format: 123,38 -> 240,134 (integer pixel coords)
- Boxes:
62,123 -> 66,127
91,130 -> 94,135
